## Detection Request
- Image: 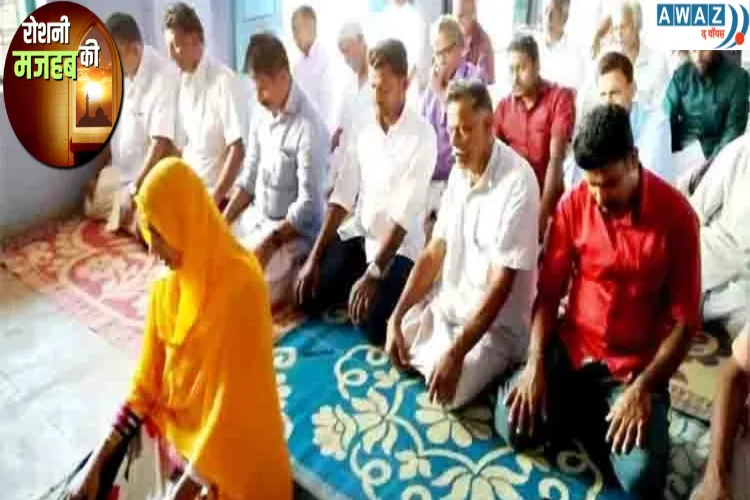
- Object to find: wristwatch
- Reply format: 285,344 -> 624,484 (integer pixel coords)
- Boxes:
366,261 -> 384,280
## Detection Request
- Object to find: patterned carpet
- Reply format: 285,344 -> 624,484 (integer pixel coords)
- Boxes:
279,320 -> 710,500
0,218 -> 158,355
0,218 -> 712,499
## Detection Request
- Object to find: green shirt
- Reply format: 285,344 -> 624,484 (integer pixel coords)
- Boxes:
665,56 -> 749,160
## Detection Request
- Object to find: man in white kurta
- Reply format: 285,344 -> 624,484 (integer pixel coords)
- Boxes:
295,39 -> 437,345
579,1 -> 670,120
387,80 -> 540,409
85,13 -> 177,235
688,133 -> 750,337
164,3 -> 247,205
291,5 -> 337,135
537,0 -> 584,92
368,0 -> 428,107
328,22 -> 375,194
176,57 -> 246,197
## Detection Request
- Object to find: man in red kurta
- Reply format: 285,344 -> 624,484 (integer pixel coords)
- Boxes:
496,105 -> 701,498
493,34 -> 575,241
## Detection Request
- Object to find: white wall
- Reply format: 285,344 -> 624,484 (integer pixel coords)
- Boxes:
0,0 -> 157,242
0,97 -> 96,241
0,0 -> 235,243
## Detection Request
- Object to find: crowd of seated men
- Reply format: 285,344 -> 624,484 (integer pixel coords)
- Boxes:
80,0 -> 749,498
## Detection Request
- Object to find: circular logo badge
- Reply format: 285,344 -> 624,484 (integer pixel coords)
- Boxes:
3,1 -> 123,168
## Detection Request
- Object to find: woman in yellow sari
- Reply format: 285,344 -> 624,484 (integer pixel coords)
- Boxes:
68,158 -> 292,499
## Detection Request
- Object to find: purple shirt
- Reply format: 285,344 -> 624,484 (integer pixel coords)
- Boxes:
420,60 -> 482,182
464,22 -> 495,85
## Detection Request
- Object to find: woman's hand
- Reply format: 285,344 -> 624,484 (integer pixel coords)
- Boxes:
67,470 -> 100,500
167,472 -> 204,500
66,426 -> 126,500
66,453 -> 104,500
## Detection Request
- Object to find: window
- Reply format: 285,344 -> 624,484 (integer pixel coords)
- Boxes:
1,0 -> 34,84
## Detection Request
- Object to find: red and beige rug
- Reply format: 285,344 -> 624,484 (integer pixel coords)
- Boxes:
0,217 -> 728,421
0,218 -> 303,357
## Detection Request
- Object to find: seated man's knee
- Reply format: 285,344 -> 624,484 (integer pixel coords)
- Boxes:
360,313 -> 388,345
298,294 -> 323,317
442,376 -> 477,412
494,373 -> 544,451
611,446 -> 668,498
446,353 -> 507,411
611,399 -> 670,498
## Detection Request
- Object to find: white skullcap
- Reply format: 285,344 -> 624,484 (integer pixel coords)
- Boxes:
338,21 -> 364,42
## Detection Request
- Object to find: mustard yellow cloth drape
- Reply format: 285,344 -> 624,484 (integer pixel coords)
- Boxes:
128,158 -> 292,499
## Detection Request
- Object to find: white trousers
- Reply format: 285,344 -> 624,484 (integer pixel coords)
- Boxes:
401,297 -> 514,409
83,166 -> 137,236
703,281 -> 750,338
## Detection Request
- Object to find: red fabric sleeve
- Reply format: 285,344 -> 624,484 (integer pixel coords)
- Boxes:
550,87 -> 576,143
665,201 -> 702,334
493,100 -> 508,142
537,195 -> 576,309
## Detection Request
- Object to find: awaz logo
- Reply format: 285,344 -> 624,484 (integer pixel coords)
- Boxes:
657,3 -> 748,48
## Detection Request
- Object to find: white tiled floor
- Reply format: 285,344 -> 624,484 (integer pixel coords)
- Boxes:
0,270 -> 135,500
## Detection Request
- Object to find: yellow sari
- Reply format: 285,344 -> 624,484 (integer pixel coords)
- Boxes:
128,158 -> 292,499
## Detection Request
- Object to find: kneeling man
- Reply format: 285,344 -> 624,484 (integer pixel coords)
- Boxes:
688,133 -> 750,337
497,105 -> 701,498
223,33 -> 328,308
387,80 -> 540,409
84,13 -> 177,235
295,40 -> 437,345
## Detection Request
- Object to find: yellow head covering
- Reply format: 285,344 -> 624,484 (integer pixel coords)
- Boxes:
129,158 -> 292,498
135,157 -> 245,346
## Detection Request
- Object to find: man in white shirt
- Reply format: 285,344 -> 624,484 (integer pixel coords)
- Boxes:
84,13 -> 177,236
688,134 -> 750,338
370,0 -> 428,105
537,0 -> 584,92
295,39 -> 437,345
565,52 -> 674,188
291,5 -> 336,135
164,2 -> 247,207
328,21 -> 375,194
387,80 -> 540,409
581,0 -> 670,118
334,22 -> 374,153
223,33 -> 328,309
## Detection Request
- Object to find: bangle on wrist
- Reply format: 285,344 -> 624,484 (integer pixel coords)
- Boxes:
113,405 -> 141,440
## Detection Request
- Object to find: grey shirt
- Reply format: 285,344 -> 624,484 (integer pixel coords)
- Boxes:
238,81 -> 329,244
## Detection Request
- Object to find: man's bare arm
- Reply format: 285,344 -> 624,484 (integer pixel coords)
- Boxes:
212,141 -> 245,203
133,137 -> 176,191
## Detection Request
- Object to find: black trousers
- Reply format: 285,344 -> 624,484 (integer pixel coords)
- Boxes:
300,237 -> 413,345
